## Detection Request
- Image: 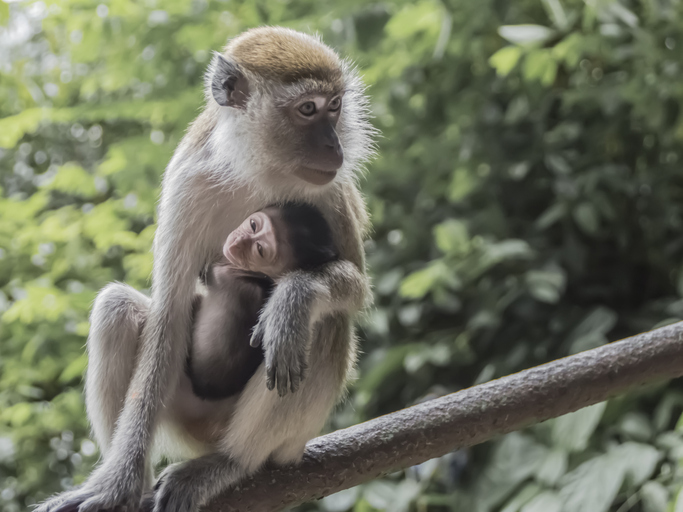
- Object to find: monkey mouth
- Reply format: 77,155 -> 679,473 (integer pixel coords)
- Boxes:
294,167 -> 337,186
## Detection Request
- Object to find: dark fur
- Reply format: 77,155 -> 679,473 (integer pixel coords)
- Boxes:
187,267 -> 272,399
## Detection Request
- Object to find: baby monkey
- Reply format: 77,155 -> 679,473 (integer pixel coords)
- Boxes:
188,202 -> 339,400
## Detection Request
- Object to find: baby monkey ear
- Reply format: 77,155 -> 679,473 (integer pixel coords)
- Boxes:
209,52 -> 250,108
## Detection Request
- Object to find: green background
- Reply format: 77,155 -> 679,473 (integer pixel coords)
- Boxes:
2,0 -> 683,511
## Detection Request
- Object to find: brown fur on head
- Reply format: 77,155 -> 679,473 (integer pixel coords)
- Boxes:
226,27 -> 343,87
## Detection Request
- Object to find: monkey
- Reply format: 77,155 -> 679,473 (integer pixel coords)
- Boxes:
188,202 -> 339,400
37,27 -> 375,512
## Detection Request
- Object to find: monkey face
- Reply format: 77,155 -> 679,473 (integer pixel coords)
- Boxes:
282,93 -> 345,186
223,211 -> 294,278
207,27 -> 373,189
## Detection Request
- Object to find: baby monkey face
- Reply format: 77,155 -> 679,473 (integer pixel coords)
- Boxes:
223,210 -> 294,278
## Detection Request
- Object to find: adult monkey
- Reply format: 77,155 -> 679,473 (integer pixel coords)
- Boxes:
38,27 -> 374,512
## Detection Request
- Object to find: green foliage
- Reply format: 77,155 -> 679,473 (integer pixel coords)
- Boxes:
2,0 -> 683,511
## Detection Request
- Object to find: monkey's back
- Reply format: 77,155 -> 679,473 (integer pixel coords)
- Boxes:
188,268 -> 272,400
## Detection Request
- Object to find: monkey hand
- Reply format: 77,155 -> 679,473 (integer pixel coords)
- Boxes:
250,272 -> 314,396
33,459 -> 143,512
151,462 -> 206,512
31,487 -> 89,512
32,486 -> 137,512
254,309 -> 310,396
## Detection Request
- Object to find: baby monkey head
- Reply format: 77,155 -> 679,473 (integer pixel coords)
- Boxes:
207,27 -> 372,188
224,202 -> 338,278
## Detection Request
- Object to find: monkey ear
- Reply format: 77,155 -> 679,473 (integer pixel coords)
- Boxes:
209,52 -> 250,108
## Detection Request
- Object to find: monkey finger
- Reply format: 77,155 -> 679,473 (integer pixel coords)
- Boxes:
300,359 -> 309,382
289,369 -> 301,393
76,494 -> 110,512
139,492 -> 155,512
154,488 -> 171,512
276,365 -> 289,397
153,476 -> 165,491
250,325 -> 264,347
266,365 -> 276,391
48,497 -> 84,512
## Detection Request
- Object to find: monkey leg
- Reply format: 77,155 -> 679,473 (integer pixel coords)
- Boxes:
151,453 -> 243,512
85,282 -> 156,488
150,436 -> 299,512
152,316 -> 353,512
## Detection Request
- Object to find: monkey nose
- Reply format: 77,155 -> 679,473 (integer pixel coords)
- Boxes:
224,234 -> 247,263
233,236 -> 248,252
325,138 -> 343,156
327,143 -> 343,168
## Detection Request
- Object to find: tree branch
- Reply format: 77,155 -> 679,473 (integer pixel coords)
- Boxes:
204,321 -> 683,512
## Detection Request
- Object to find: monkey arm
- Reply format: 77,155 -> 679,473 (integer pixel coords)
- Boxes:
104,179 -> 210,466
250,270 -> 314,396
39,176 -> 213,512
310,184 -> 372,321
250,259 -> 368,397
309,259 -> 371,321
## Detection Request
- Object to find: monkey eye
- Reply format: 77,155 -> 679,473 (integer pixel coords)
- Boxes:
256,242 -> 264,258
328,97 -> 341,112
250,219 -> 256,232
298,101 -> 316,116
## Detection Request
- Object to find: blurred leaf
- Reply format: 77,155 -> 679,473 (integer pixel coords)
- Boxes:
525,268 -> 566,304
434,219 -> 469,256
521,491 -> 561,512
608,3 -> 639,27
676,265 -> 683,298
490,46 -> 523,76
535,203 -> 568,230
618,412 -> 653,442
385,1 -> 442,41
535,449 -> 568,486
363,480 -> 397,509
45,163 -> 98,197
322,487 -> 360,512
500,484 -> 542,512
567,307 -> 617,354
672,488 -> 683,512
400,261 -> 460,299
355,345 -> 417,396
448,168 -> 478,201
609,442 -> 660,487
483,239 -> 534,265
542,0 -> 569,30
475,433 -> 548,508
0,1 -> 9,25
523,50 -> 558,85
551,402 -> 606,452
60,353 -> 88,383
559,455 -> 624,512
498,25 -> 555,45
640,481 -> 668,512
545,154 -> 572,175
0,109 -> 46,149
572,202 -> 599,235
375,268 -> 404,296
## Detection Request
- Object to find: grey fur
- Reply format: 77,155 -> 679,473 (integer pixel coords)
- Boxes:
34,27 -> 374,512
